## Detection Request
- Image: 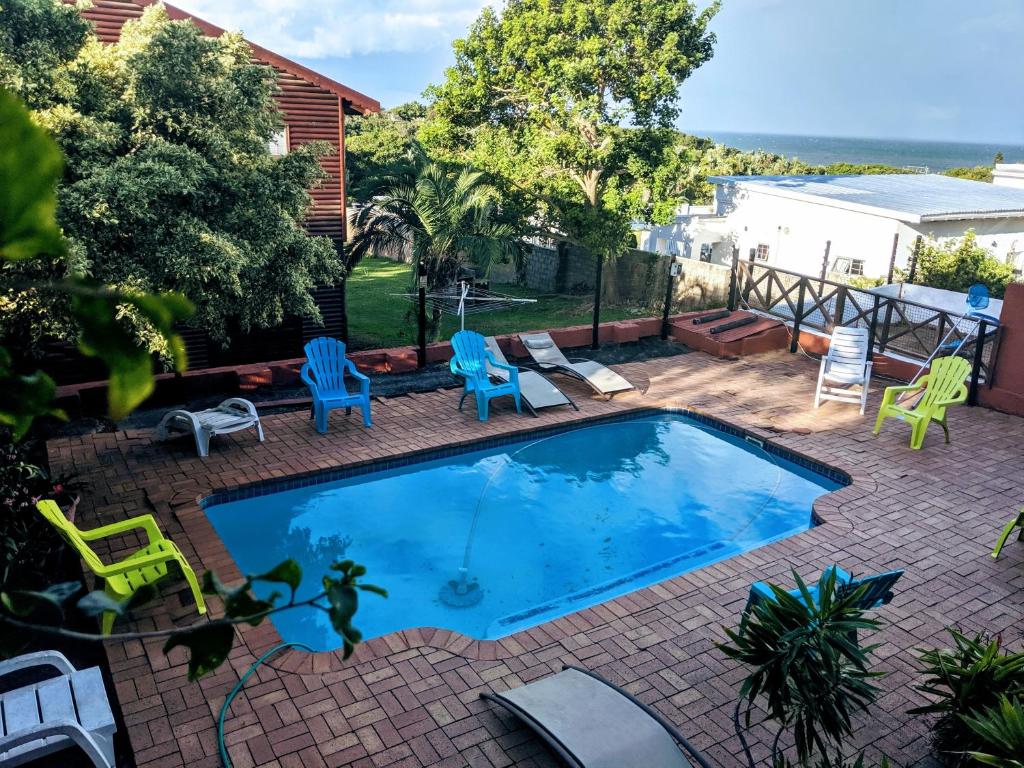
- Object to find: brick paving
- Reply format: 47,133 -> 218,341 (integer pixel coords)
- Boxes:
47,349 -> 1024,767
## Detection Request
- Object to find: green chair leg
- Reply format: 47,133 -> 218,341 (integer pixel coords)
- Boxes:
992,511 -> 1024,559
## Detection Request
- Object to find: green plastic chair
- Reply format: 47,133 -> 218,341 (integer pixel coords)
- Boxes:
872,356 -> 971,450
36,501 -> 207,634
992,508 -> 1024,559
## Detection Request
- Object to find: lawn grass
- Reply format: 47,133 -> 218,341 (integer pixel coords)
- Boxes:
345,257 -> 638,350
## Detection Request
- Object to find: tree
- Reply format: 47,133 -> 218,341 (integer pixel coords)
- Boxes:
908,230 -> 1015,297
0,1 -> 342,359
346,102 -> 427,201
0,86 -> 384,676
994,151 -> 1005,164
348,156 -> 521,335
425,0 -> 719,347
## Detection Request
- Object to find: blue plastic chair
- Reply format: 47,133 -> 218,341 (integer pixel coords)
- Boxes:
450,331 -> 521,421
740,565 -> 904,639
301,337 -> 372,433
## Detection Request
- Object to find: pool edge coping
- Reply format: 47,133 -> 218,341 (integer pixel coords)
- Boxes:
182,403 -> 866,674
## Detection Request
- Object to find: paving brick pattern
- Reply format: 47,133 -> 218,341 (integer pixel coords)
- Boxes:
47,350 -> 1024,767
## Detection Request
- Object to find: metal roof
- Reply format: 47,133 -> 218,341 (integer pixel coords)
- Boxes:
706,173 -> 1024,223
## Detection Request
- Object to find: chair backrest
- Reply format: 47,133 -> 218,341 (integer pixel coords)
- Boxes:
451,331 -> 490,383
520,333 -> 571,367
918,355 -> 971,411
839,569 -> 904,608
967,283 -> 990,311
36,500 -> 105,574
826,326 -> 870,376
303,337 -> 351,394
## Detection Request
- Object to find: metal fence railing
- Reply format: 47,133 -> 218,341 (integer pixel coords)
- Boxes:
728,257 -> 1001,402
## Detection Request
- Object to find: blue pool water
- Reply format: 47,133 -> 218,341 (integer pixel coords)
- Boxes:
203,413 -> 842,650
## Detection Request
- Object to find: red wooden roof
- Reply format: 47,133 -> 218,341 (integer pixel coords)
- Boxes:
72,0 -> 380,115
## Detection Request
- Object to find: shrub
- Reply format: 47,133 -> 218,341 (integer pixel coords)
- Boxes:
961,696 -> 1024,767
719,568 -> 883,767
904,230 -> 1016,298
910,629 -> 1024,762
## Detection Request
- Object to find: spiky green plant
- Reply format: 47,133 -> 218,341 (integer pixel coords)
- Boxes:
910,629 -> 1024,761
961,697 -> 1024,767
719,568 -> 883,767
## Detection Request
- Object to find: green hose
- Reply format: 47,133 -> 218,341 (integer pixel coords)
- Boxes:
217,641 -> 314,768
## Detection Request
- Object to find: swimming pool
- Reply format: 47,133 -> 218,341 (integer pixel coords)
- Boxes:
203,411 -> 844,651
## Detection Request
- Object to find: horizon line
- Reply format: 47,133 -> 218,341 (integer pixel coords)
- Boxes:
681,128 -> 1024,149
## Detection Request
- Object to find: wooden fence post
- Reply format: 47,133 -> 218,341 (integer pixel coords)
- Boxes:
727,247 -> 740,311
867,293 -> 881,361
907,235 -> 923,284
790,278 -> 807,353
969,320 -> 989,406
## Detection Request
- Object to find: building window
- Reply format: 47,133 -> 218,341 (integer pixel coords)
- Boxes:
699,243 -> 713,263
655,237 -> 668,254
832,257 -> 865,276
268,127 -> 289,156
755,243 -> 770,262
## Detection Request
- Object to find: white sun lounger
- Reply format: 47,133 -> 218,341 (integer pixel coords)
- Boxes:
0,651 -> 116,767
519,332 -> 634,398
156,397 -> 264,457
481,666 -> 711,768
813,326 -> 873,414
484,337 -> 577,416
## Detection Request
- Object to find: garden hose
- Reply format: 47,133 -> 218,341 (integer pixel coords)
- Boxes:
217,641 -> 314,768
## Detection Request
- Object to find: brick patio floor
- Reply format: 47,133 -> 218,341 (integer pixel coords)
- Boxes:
47,349 -> 1024,767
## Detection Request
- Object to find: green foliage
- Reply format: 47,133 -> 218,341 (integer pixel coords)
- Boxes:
425,0 -> 719,270
961,697 -> 1024,767
346,102 -> 426,201
904,230 -> 1015,297
910,629 -> 1024,761
944,166 -> 994,183
0,1 -> 342,357
0,85 -> 191,423
0,88 -> 66,261
0,435 -> 66,594
349,155 -> 521,309
719,569 -> 883,767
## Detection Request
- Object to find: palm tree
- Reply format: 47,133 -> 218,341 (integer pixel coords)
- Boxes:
347,157 -> 521,319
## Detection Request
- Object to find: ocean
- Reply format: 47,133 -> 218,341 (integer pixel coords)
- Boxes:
692,130 -> 1024,172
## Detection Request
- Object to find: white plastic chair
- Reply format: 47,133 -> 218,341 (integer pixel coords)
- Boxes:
156,397 -> 264,457
0,651 -> 116,767
814,327 -> 873,414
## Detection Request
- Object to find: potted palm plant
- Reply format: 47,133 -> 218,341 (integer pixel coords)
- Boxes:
718,568 -> 886,767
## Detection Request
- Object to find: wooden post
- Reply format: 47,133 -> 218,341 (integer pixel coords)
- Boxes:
878,298 -> 894,354
727,247 -> 740,311
416,271 -> 427,369
591,252 -> 603,350
819,240 -> 832,284
866,293 -> 881,360
885,232 -> 899,284
907,235 -> 923,284
790,278 -> 807,353
660,258 -> 678,341
969,320 -> 989,406
834,285 -> 848,331
742,248 -> 756,307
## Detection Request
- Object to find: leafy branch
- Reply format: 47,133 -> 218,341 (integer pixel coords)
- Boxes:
1,558 -> 386,680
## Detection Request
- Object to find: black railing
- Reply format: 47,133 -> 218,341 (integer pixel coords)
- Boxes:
729,261 -> 1001,395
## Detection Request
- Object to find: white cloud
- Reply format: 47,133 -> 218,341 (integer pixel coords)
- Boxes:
169,0 -> 491,58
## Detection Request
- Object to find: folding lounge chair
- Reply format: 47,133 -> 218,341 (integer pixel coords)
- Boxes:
872,355 -> 970,450
518,332 -> 633,397
156,397 -> 264,457
0,651 -> 116,767
740,564 -> 904,641
36,500 -> 207,634
814,326 -> 873,414
484,337 -> 577,416
481,665 -> 712,768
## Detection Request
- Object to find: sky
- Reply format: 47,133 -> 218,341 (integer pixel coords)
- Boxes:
170,0 -> 1024,145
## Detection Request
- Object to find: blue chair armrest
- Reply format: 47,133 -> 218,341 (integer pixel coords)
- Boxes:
750,581 -> 775,603
450,358 -> 466,377
300,363 -> 320,399
825,564 -> 853,586
343,358 -> 369,383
